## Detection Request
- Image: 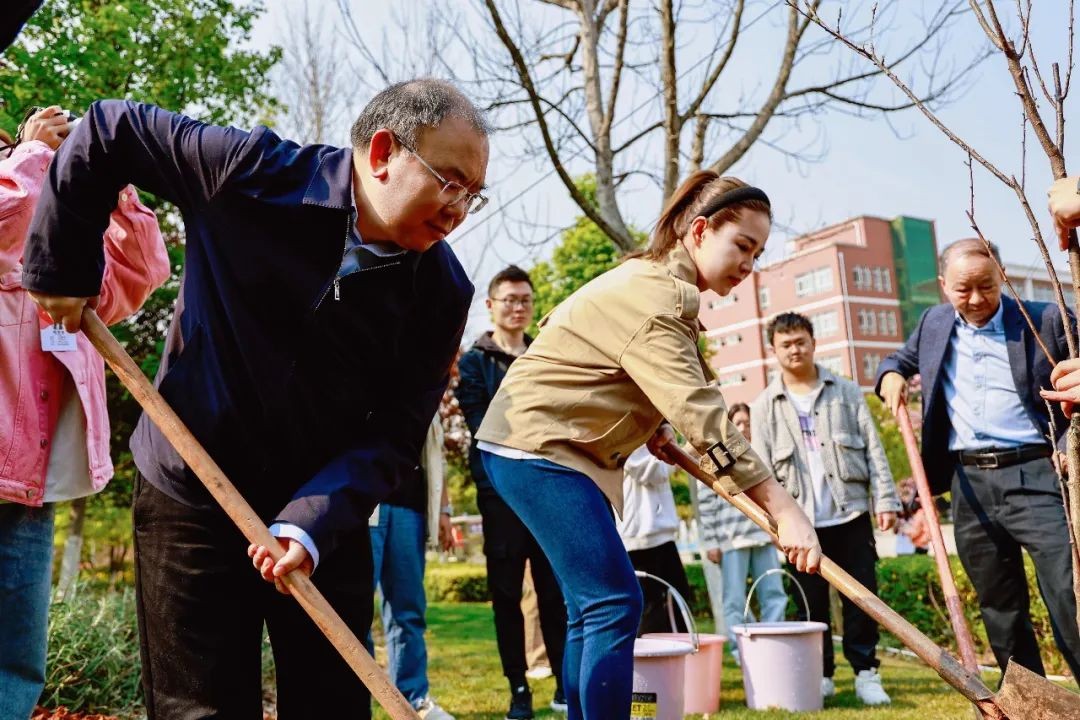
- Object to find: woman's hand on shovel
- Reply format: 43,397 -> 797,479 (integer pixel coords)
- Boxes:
745,477 -> 822,573
248,539 -> 314,595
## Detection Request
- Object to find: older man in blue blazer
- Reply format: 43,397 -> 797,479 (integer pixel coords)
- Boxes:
876,238 -> 1080,681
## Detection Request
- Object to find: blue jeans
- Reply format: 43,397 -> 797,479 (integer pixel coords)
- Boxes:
0,502 -> 56,720
482,452 -> 641,720
720,543 -> 787,652
369,504 -> 429,706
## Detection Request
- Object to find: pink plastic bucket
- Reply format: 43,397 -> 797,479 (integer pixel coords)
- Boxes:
642,632 -> 725,713
632,638 -> 694,720
733,568 -> 827,711
732,621 -> 828,711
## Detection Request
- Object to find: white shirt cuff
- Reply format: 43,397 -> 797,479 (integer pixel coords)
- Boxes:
268,522 -> 321,570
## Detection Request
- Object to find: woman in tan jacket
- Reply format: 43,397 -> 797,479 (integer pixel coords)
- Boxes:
476,171 -> 821,719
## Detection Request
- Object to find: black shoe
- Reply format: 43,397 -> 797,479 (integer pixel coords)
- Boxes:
506,685 -> 534,720
550,687 -> 568,712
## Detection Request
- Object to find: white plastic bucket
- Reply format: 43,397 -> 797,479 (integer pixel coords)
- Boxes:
632,638 -> 694,720
732,569 -> 828,712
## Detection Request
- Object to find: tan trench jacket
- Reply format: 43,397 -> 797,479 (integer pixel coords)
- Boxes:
475,242 -> 771,514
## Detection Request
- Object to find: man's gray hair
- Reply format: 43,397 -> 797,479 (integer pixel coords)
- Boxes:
350,78 -> 490,149
939,238 -> 1002,275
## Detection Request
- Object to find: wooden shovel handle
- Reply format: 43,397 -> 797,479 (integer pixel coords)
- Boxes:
81,309 -> 418,720
896,406 -> 982,674
665,443 -> 1002,715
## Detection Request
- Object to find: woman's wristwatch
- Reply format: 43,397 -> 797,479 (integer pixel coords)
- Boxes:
440,504 -> 453,516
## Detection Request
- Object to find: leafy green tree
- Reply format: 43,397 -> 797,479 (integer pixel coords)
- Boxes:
0,0 -> 279,130
1,0 -> 280,589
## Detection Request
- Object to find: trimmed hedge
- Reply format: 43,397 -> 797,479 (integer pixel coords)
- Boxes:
425,553 -> 1066,674
424,561 -> 492,603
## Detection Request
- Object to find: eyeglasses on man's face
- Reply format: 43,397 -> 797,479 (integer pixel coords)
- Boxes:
395,134 -> 489,214
490,296 -> 533,309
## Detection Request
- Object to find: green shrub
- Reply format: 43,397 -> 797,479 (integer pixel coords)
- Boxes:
875,553 -> 1064,673
425,563 -> 491,602
42,588 -> 142,714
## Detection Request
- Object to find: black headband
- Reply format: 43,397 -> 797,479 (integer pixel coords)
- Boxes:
696,186 -> 771,220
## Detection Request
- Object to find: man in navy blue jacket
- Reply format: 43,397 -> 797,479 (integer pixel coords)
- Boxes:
876,239 -> 1080,681
22,79 -> 485,718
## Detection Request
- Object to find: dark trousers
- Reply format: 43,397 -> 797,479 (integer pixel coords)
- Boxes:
477,488 -> 568,686
133,475 -> 374,719
628,541 -> 692,635
789,512 -> 880,677
952,458 -> 1080,679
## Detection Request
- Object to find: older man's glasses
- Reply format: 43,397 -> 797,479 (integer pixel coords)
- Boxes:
396,135 -> 489,214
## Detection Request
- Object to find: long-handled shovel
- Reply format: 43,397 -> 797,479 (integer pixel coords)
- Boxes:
895,407 -> 981,674
80,309 -> 420,720
666,443 -> 1080,720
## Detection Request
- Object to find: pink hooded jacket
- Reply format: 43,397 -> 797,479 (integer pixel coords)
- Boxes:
0,140 -> 170,506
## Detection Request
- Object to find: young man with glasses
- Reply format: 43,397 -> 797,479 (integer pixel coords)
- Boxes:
458,266 -> 569,719
22,78 -> 487,719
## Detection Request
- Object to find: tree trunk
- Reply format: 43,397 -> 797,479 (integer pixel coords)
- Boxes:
55,496 -> 87,602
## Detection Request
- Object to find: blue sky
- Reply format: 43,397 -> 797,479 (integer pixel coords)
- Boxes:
250,1 -> 1076,335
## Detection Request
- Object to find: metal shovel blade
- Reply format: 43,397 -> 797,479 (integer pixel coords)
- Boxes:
995,660 -> 1080,720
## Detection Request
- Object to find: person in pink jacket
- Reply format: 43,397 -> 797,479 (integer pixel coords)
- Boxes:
0,106 -> 170,719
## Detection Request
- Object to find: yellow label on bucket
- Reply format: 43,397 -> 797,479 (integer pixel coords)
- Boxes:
630,692 -> 658,720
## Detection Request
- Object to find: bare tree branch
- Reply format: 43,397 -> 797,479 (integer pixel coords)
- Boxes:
688,114 -> 709,172
601,0 -> 628,136
680,0 -> 746,124
481,0 -> 634,249
708,2 -> 818,174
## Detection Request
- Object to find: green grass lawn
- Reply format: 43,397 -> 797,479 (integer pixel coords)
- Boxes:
373,602 -> 1077,720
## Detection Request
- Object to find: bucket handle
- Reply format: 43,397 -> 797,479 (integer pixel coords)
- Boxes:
634,570 -> 699,652
738,567 -> 810,636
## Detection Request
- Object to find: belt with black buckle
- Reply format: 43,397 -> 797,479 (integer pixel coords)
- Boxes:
955,444 -> 1051,470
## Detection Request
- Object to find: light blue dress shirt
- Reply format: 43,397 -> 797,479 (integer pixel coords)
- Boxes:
941,302 -> 1044,451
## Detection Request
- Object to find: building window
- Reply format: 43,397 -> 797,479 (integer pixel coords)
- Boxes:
796,266 -> 834,297
811,311 -> 839,338
871,267 -> 892,293
858,308 -> 877,335
719,373 -> 746,388
853,266 -> 871,291
716,332 -> 743,347
819,355 -> 844,375
814,267 -> 834,293
879,311 -> 897,336
759,286 -> 770,309
863,353 -> 882,379
709,293 -> 737,310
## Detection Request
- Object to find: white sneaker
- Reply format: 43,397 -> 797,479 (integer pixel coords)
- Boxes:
854,669 -> 891,705
525,665 -> 553,680
416,697 -> 456,720
821,676 -> 836,697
